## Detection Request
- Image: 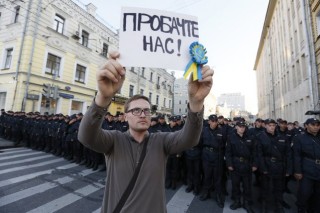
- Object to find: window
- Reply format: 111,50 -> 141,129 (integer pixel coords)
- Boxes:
141,68 -> 145,77
102,43 -> 108,57
163,98 -> 166,107
140,89 -> 144,95
149,92 -> 152,102
156,95 -> 159,105
4,48 -> 13,69
130,67 -> 135,72
179,100 -> 181,104
75,64 -> 86,83
0,92 -> 6,109
54,14 -> 65,34
157,76 -> 160,85
14,6 -> 20,23
45,53 -> 61,76
71,100 -> 83,115
150,72 -> 153,81
81,30 -> 89,47
129,85 -> 134,97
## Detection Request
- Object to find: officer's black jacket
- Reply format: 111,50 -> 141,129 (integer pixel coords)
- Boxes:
200,126 -> 225,163
247,127 -> 264,139
226,132 -> 257,175
256,131 -> 292,177
293,131 -> 320,181
115,121 -> 128,132
102,119 -> 115,130
65,120 -> 80,142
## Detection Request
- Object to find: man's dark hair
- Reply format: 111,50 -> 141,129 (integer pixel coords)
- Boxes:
124,94 -> 151,113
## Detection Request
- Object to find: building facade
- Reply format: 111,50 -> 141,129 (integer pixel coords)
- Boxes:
309,0 -> 320,117
254,0 -> 319,122
173,77 -> 216,118
217,93 -> 245,111
0,0 -> 174,116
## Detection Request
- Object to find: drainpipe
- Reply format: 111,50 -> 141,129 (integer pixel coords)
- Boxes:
21,0 -> 43,111
302,0 -> 319,110
11,0 -> 33,110
268,31 -> 276,119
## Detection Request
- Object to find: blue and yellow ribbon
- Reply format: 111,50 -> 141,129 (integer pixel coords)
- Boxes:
183,42 -> 208,81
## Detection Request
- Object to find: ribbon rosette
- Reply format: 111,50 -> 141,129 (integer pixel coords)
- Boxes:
183,41 -> 208,81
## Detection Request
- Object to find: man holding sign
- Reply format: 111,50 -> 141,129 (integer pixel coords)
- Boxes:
78,51 -> 213,212
78,7 -> 213,213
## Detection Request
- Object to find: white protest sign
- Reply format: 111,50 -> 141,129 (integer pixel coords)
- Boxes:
119,7 -> 199,71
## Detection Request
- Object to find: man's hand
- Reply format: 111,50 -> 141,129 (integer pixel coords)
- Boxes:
188,65 -> 214,112
96,51 -> 126,107
294,173 -> 303,180
252,166 -> 257,172
228,166 -> 234,171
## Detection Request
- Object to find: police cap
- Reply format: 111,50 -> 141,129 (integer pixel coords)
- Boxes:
305,118 -> 320,125
264,119 -> 277,124
208,114 -> 218,121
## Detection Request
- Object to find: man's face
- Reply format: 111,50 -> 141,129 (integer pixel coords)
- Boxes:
236,125 -> 246,135
287,124 -> 294,130
255,121 -> 262,128
306,123 -> 320,135
279,122 -> 287,130
266,123 -> 277,134
209,120 -> 218,129
119,114 -> 125,121
125,99 -> 151,132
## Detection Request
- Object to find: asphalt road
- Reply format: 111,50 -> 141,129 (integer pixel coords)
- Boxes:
0,147 -> 297,213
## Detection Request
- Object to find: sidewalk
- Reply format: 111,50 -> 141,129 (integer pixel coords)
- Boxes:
0,137 -> 21,149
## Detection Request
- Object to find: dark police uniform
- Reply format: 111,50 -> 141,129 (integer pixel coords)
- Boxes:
293,118 -> 320,213
225,121 -> 256,212
199,114 -> 225,208
256,119 -> 292,213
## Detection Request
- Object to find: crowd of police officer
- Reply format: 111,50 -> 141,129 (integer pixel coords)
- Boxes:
1,107 -> 319,213
0,109 -> 128,171
146,114 -> 320,213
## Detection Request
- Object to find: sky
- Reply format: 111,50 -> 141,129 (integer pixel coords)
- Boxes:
78,0 -> 269,114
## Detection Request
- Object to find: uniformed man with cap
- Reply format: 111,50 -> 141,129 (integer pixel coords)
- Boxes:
226,120 -> 256,213
165,116 -> 180,189
115,112 -> 128,132
199,114 -> 226,208
256,119 -> 292,213
277,119 -> 294,201
148,116 -> 159,133
293,118 -> 320,213
248,118 -> 265,188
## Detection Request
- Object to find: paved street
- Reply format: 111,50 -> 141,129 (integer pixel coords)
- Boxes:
0,146 -> 298,213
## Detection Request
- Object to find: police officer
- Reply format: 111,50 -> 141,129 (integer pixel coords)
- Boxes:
148,116 -> 159,133
293,118 -> 320,213
277,119 -> 294,202
115,112 -> 128,132
199,114 -> 225,208
165,116 -> 180,189
226,120 -> 256,213
256,119 -> 292,213
157,114 -> 171,132
184,122 -> 202,195
248,118 -> 265,188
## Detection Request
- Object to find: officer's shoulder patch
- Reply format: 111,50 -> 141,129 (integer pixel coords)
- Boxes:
278,140 -> 285,143
217,134 -> 223,137
246,140 -> 252,143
